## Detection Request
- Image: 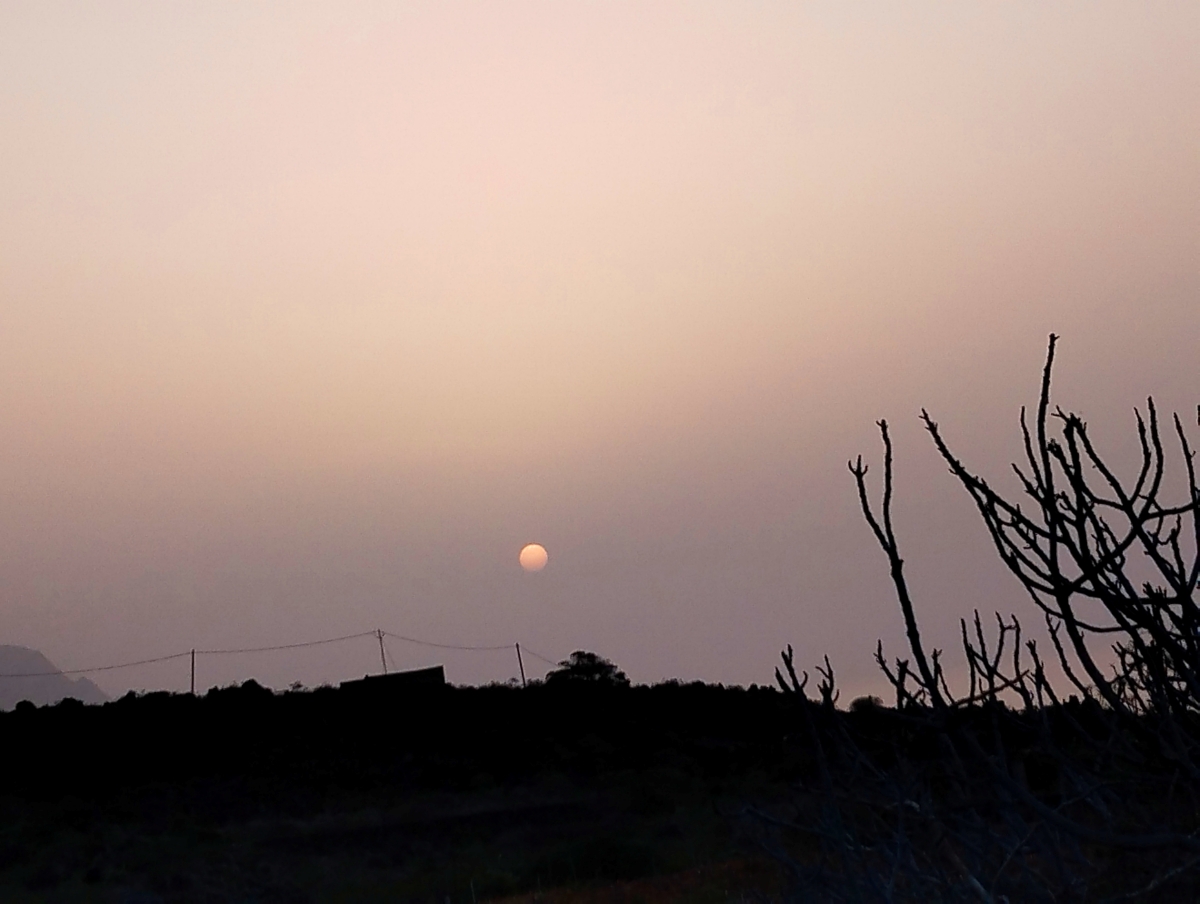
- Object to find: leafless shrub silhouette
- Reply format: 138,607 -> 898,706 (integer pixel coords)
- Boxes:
751,336 -> 1200,902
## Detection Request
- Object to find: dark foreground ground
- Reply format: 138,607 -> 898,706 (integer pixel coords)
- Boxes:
0,680 -> 800,903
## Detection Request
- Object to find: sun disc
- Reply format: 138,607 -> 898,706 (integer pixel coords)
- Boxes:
519,543 -> 548,572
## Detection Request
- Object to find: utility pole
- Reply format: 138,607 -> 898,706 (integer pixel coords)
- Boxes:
515,642 -> 527,688
377,629 -> 388,675
190,649 -> 196,695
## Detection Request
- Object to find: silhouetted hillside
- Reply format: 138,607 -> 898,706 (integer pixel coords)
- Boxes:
0,644 -> 107,710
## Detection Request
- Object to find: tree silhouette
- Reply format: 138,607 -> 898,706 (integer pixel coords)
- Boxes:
545,651 -> 630,688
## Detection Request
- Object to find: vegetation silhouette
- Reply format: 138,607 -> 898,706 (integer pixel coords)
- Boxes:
751,335 -> 1200,902
544,651 -> 631,688
0,674 -> 794,900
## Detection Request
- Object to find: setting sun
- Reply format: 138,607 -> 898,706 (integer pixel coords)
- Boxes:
519,543 -> 548,572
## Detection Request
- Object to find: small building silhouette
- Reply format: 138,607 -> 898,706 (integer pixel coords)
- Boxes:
339,665 -> 445,693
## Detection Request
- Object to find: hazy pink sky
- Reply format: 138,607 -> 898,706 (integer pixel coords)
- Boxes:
1,3 -> 1197,696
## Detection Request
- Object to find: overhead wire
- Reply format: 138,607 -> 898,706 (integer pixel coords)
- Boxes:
0,630 -> 563,680
0,651 -> 192,679
196,631 -> 378,656
518,646 -> 560,667
381,631 -> 513,652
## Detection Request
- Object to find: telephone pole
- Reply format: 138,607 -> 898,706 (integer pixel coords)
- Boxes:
515,642 -> 527,688
376,629 -> 388,675
190,649 -> 196,695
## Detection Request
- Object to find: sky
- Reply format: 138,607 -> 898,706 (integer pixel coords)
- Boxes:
0,2 -> 1197,698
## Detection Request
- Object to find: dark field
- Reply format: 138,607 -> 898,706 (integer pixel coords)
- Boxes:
0,680 -> 796,903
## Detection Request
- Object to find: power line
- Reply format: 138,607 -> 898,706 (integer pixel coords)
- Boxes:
0,651 -> 192,679
196,631 -> 378,656
0,632 -> 379,679
0,630 -> 563,680
518,646 -> 560,667
381,631 -> 513,652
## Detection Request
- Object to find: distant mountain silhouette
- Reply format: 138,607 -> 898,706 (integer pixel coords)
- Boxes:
0,645 -> 108,709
